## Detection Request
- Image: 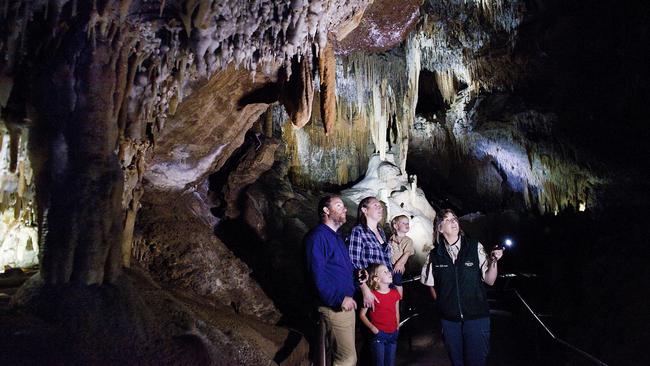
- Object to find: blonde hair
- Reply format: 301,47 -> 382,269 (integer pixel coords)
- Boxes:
391,215 -> 409,235
366,264 -> 385,291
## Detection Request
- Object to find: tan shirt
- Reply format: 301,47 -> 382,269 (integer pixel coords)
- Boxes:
389,235 -> 415,265
420,240 -> 489,286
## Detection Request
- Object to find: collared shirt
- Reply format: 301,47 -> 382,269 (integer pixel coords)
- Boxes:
389,235 -> 415,265
348,224 -> 393,271
305,223 -> 356,308
420,238 -> 489,286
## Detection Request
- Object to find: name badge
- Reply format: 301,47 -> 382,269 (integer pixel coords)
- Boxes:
464,261 -> 474,267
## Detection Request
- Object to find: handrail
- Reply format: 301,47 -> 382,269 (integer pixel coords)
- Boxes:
512,289 -> 609,366
403,274 -> 609,365
399,312 -> 421,328
400,275 -> 421,284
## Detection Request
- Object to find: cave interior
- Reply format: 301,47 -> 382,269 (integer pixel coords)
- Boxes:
0,0 -> 649,365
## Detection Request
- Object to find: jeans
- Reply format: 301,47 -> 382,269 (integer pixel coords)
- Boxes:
370,330 -> 398,366
440,317 -> 490,366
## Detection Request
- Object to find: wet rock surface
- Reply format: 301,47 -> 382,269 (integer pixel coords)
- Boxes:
134,189 -> 280,324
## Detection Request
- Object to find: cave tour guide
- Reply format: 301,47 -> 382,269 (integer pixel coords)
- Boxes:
421,209 -> 503,366
305,195 -> 378,366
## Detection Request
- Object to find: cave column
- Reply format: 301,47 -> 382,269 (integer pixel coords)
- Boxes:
27,15 -> 127,285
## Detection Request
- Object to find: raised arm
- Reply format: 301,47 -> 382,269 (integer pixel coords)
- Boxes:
479,243 -> 503,286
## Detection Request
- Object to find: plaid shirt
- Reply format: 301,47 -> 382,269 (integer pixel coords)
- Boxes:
348,224 -> 393,271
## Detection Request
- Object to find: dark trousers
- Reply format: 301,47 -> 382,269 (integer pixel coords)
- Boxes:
440,317 -> 490,366
370,330 -> 398,366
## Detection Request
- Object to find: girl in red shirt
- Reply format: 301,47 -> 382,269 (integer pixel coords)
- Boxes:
359,264 -> 401,366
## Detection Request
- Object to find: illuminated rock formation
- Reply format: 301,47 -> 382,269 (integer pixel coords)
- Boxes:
0,127 -> 38,271
342,153 -> 437,265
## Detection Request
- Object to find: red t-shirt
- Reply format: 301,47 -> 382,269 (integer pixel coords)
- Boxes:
368,288 -> 401,332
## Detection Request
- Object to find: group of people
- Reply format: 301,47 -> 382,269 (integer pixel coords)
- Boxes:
305,195 -> 503,366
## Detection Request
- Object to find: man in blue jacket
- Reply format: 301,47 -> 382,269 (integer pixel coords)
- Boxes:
305,195 -> 374,366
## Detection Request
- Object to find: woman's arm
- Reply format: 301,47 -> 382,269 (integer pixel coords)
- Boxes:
479,243 -> 502,286
359,282 -> 379,310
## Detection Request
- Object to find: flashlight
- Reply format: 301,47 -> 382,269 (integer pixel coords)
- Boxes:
494,238 -> 513,250
492,238 -> 512,260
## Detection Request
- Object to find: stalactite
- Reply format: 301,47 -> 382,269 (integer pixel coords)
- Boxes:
8,127 -> 19,173
400,35 -> 421,173
415,1 -> 524,94
435,70 -> 458,103
319,38 -> 336,135
264,105 -> 274,137
121,185 -> 143,267
119,0 -> 133,22
279,53 -> 314,129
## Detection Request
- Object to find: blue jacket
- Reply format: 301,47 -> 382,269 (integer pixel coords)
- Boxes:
305,223 -> 356,308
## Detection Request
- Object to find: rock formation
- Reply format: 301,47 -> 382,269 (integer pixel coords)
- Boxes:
0,0 -> 647,364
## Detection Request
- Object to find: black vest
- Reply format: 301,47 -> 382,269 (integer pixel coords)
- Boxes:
428,237 -> 490,321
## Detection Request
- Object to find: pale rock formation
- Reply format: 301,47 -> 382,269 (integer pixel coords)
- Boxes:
342,153 -> 436,265
0,126 -> 38,272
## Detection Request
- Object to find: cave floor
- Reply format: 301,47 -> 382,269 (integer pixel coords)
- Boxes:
395,319 -> 450,366
0,267 -> 35,311
383,283 -> 526,366
392,311 -> 519,366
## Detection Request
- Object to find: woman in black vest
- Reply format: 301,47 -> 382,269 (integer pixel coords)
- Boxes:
421,209 -> 503,366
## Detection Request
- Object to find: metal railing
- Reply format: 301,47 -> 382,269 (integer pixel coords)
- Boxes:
398,275 -> 423,328
507,281 -> 609,366
402,273 -> 609,366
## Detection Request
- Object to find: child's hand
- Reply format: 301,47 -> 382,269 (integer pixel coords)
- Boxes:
372,327 -> 379,335
394,263 -> 405,274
